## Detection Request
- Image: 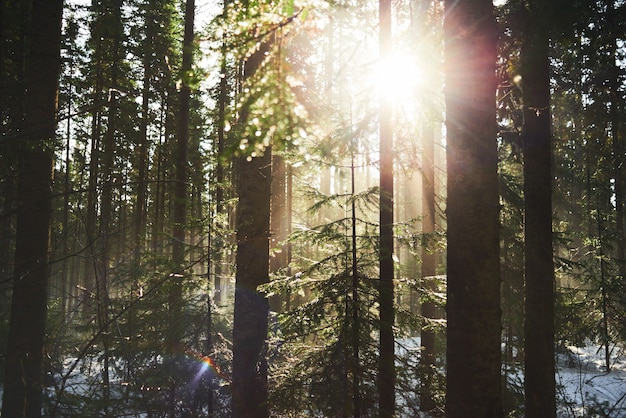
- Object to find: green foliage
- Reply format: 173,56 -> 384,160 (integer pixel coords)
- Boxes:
230,61 -> 310,158
45,255 -> 233,416
269,268 -> 380,416
556,288 -> 596,347
206,0 -> 314,159
260,174 -> 380,415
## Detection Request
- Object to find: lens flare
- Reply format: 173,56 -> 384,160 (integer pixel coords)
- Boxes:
183,346 -> 227,381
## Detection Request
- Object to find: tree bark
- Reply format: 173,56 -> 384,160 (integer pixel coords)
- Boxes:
350,144 -> 361,418
133,1 -> 154,274
232,40 -> 271,418
606,0 -> 625,281
378,0 -> 395,416
444,0 -> 502,416
232,149 -> 271,418
521,2 -> 556,416
214,34 -> 228,306
167,0 -> 194,353
95,3 -> 123,410
0,0 -> 25,316
83,65 -> 103,320
269,154 -> 287,312
1,1 -> 62,416
419,119 -> 437,413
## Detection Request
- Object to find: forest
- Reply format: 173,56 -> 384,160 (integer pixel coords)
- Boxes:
1,0 -> 626,416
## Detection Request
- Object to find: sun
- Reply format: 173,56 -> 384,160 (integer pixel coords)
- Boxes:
371,51 -> 438,105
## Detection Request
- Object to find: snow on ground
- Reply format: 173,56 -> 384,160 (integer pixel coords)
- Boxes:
402,338 -> 626,417
0,340 -> 623,416
556,344 -> 626,417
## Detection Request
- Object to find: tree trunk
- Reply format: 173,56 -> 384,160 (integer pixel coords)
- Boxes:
1,1 -> 62,416
213,28 -> 229,306
285,165 -> 293,311
444,0 -> 502,416
269,153 -> 287,312
0,173 -> 16,318
0,0 -> 25,297
132,0 -> 154,285
98,94 -> 114,408
96,3 -> 123,410
167,0 -> 194,353
232,41 -> 271,418
152,96 -> 167,255
83,75 -> 102,319
606,0 -> 625,280
378,0 -> 395,416
350,143 -> 361,418
232,149 -> 271,418
59,84 -> 73,320
419,119 -> 437,413
521,2 -> 556,416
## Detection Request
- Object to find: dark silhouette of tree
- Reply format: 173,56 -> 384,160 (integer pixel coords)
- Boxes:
167,0 -> 194,354
419,117 -> 438,413
606,0 -> 626,287
444,0 -> 502,416
231,40 -> 272,418
96,1 -> 123,407
378,0 -> 395,415
1,0 -> 63,416
520,1 -> 556,416
213,1 -> 231,306
269,153 -> 288,312
0,0 -> 25,310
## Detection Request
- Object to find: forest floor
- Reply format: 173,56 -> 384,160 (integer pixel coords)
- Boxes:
0,341 -> 624,416
409,338 -> 626,417
554,343 -> 626,417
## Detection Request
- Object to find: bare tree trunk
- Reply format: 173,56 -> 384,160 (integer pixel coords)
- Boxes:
152,96 -> 167,255
0,0 -> 25,303
349,144 -> 361,418
285,165 -> 293,311
402,173 -> 420,320
378,0 -> 395,416
444,0 -> 502,416
419,120 -> 437,413
1,1 -> 62,416
83,78 -> 102,319
606,0 -> 625,280
167,0 -> 195,354
131,0 -> 154,311
96,3 -> 123,411
269,154 -> 287,312
232,40 -> 271,418
521,2 -> 556,416
60,82 -> 73,320
213,25 -> 229,305
232,149 -> 271,418
98,95 -> 115,413
0,172 -> 16,316
127,52 -> 149,346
